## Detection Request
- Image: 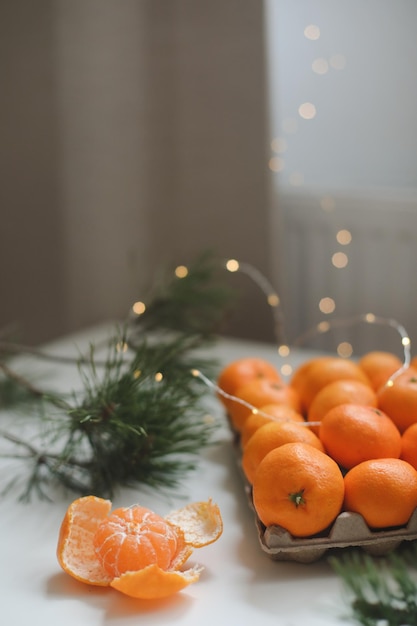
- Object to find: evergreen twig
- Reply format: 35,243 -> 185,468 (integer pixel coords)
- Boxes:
0,252 -> 236,500
329,544 -> 417,625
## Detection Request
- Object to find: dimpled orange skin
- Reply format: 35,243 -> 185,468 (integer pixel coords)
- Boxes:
307,379 -> 377,434
358,350 -> 403,392
291,356 -> 371,413
318,404 -> 402,470
240,404 -> 305,448
217,357 -> 282,413
252,442 -> 345,537
377,367 -> 417,433
401,422 -> 417,470
228,378 -> 302,432
343,458 -> 417,528
242,420 -> 324,484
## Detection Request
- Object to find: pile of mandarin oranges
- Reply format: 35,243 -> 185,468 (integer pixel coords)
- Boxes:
217,351 -> 417,538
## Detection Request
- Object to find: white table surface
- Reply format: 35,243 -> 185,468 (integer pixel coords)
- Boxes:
0,324 -> 350,626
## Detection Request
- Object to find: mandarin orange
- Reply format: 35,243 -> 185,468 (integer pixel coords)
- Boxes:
343,458 -> 417,528
217,357 -> 281,412
307,379 -> 377,433
242,420 -> 324,484
291,356 -> 371,412
252,442 -> 345,537
358,350 -> 403,391
93,506 -> 183,577
57,496 -> 223,599
240,403 -> 304,448
319,404 -> 401,469
400,422 -> 417,470
228,377 -> 301,432
377,367 -> 417,432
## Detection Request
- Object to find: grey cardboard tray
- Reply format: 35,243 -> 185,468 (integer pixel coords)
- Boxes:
238,455 -> 417,564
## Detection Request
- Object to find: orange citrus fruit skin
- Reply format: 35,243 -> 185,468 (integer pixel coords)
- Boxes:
377,367 -> 417,433
57,495 -> 113,586
93,506 -> 181,577
57,496 -> 223,600
358,350 -> 403,392
110,564 -> 202,599
400,422 -> 417,470
228,378 -> 302,432
343,458 -> 417,528
290,356 -> 371,413
319,404 -> 401,470
242,420 -> 324,484
307,379 -> 377,433
217,357 -> 281,412
240,404 -> 304,448
252,442 -> 345,537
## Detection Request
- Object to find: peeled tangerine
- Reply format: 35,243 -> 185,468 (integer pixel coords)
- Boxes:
57,495 -> 223,600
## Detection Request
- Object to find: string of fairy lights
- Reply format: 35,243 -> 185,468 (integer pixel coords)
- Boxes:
130,258 -> 412,386
268,18 -> 358,356
127,20 -> 412,419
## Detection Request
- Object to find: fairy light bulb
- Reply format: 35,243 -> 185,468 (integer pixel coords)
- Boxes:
132,301 -> 146,316
226,259 -> 239,272
175,265 -> 188,278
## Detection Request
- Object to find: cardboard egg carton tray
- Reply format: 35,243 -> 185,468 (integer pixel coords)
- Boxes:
235,445 -> 417,564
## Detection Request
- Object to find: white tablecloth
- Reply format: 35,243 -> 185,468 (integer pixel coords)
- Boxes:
0,324 -> 348,626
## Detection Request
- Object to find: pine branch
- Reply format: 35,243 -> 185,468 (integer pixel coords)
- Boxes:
130,251 -> 236,338
329,544 -> 417,625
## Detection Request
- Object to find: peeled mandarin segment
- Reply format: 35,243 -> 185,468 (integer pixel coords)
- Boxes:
93,506 -> 179,577
165,499 -> 223,548
57,495 -> 113,586
110,563 -> 203,599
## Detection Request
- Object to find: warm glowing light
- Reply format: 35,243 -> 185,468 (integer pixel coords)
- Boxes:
304,24 -> 320,40
332,252 -> 348,268
318,321 -> 330,333
132,301 -> 146,315
330,54 -> 347,70
267,293 -> 280,307
116,341 -> 128,353
175,265 -> 188,278
269,156 -> 285,172
191,369 -> 200,377
365,313 -> 376,323
336,229 -> 352,245
133,369 -> 142,379
226,259 -> 239,272
337,342 -> 353,358
402,336 -> 411,347
319,297 -> 336,314
320,195 -> 336,212
289,172 -> 304,186
298,102 -> 317,120
312,58 -> 329,74
282,117 -> 298,134
271,137 -> 288,153
281,363 -> 293,377
278,344 -> 290,357
155,372 -> 163,382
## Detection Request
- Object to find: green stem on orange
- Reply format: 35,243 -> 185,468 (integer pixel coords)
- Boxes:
289,489 -> 306,507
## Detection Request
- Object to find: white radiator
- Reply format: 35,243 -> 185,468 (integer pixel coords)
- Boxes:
271,189 -> 417,356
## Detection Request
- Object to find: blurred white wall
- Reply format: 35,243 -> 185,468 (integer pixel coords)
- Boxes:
0,0 -> 272,345
264,0 -> 417,353
265,0 -> 417,191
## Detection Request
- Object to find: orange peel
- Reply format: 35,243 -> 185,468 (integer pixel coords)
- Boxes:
57,495 -> 223,599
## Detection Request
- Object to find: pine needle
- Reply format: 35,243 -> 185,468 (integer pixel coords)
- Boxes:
0,252 -> 236,500
329,544 -> 417,625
